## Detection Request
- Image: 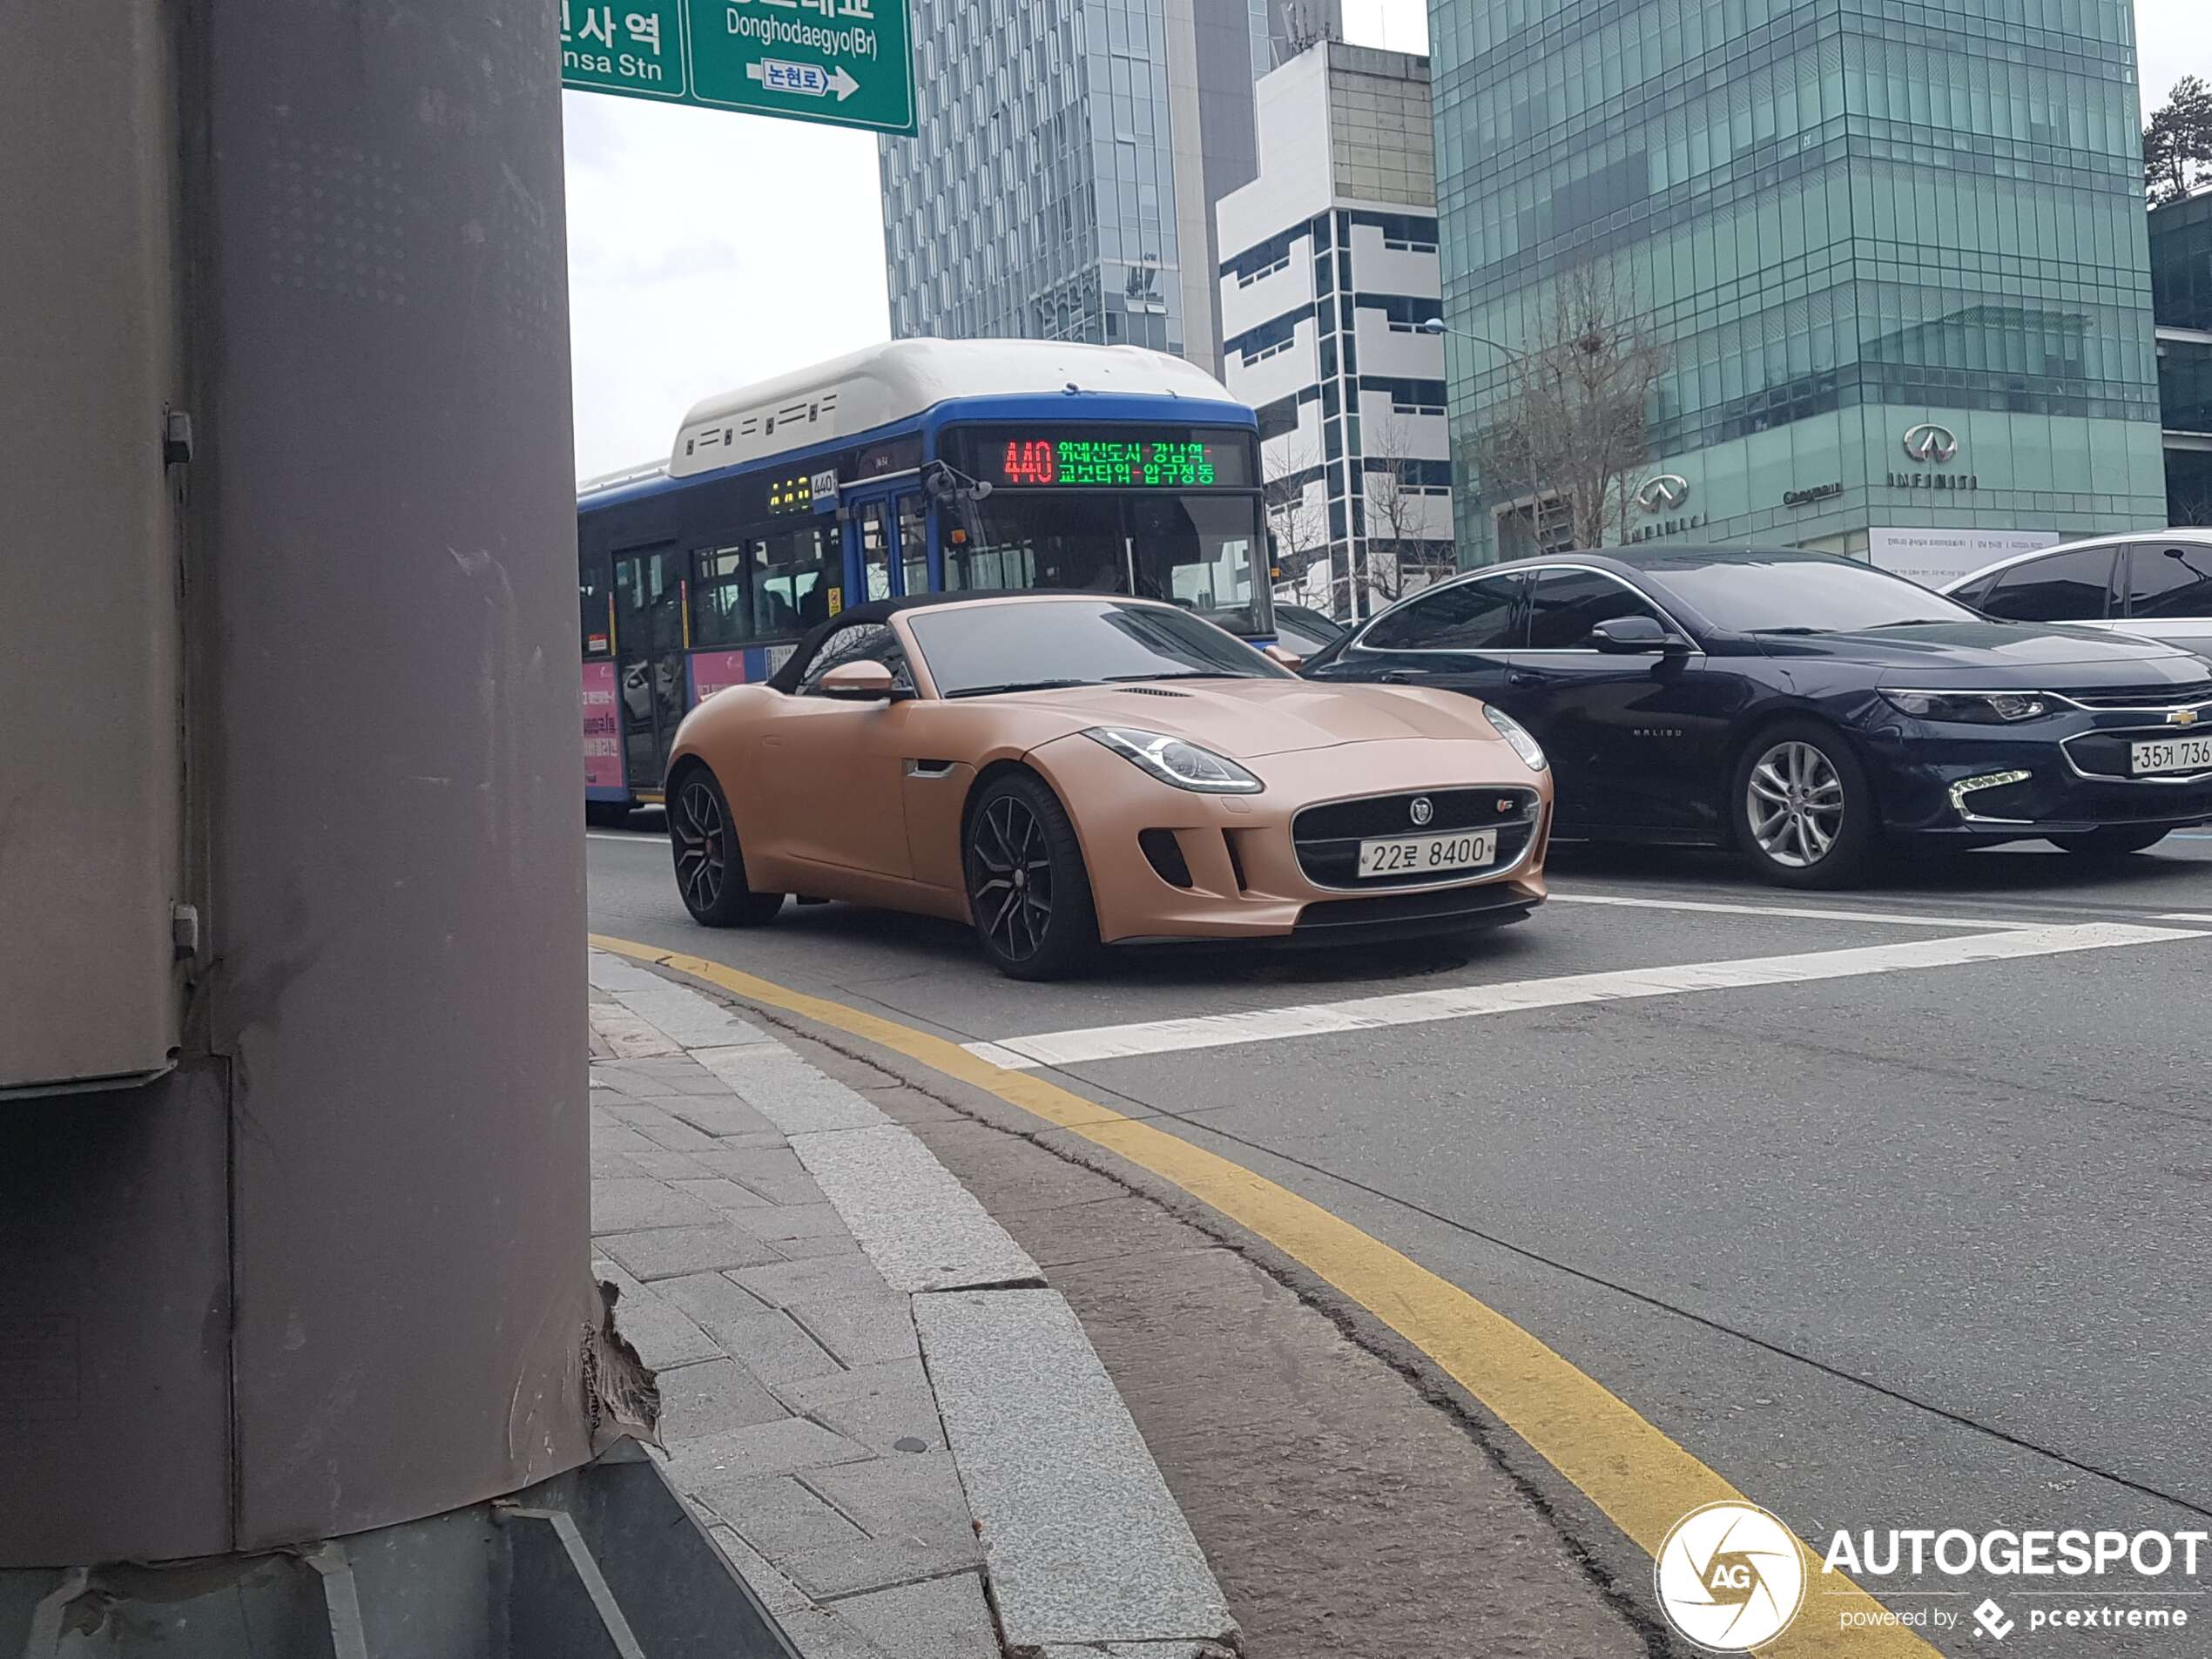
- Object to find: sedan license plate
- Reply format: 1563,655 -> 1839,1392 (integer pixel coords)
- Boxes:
1357,829 -> 1496,879
2130,735 -> 2212,776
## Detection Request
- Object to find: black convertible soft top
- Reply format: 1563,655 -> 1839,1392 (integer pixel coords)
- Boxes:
764,589 -> 1105,692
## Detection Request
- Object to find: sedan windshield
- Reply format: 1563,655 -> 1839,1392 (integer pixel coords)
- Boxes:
1648,556 -> 1984,636
907,600 -> 1291,698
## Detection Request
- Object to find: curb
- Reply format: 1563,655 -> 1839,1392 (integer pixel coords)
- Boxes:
593,949 -> 1241,1658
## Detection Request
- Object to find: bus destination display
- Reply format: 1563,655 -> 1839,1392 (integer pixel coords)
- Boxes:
996,436 -> 1218,489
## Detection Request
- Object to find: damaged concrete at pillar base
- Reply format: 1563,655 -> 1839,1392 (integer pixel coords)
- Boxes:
585,1278 -> 664,1453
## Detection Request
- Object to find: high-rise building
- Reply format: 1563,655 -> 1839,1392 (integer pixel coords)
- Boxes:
877,0 -> 1339,373
1217,41 -> 1454,617
2151,192 -> 2212,523
1429,0 -> 2168,575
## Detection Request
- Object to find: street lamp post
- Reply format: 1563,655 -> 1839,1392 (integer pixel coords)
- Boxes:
1418,316 -> 1523,363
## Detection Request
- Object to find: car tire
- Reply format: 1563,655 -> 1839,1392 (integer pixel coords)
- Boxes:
2047,826 -> 2171,856
670,768 -> 785,927
964,771 -> 1101,981
1730,722 -> 1877,890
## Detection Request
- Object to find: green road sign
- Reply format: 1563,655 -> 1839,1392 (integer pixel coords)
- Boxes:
560,0 -> 914,135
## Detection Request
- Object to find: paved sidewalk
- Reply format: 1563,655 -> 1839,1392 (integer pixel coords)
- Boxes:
587,950 -> 1238,1659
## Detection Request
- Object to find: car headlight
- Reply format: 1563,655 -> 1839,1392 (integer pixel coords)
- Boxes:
1083,727 -> 1264,793
1880,689 -> 2049,724
1483,705 -> 1548,772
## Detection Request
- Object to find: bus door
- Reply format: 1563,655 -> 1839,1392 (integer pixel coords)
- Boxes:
842,482 -> 928,603
612,545 -> 686,800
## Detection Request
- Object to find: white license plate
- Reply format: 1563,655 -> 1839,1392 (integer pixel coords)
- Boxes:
2130,736 -> 2212,775
1357,829 -> 1496,879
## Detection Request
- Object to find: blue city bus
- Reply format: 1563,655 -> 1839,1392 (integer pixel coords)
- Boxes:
579,340 -> 1270,819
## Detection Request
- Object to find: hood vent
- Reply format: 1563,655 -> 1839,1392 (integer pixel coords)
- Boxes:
1116,685 -> 1193,698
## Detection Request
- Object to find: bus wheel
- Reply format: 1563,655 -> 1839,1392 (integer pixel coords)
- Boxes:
671,769 -> 784,927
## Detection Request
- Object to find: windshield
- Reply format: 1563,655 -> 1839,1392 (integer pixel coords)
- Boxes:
944,492 -> 1266,635
1648,556 -> 1983,635
907,600 -> 1292,698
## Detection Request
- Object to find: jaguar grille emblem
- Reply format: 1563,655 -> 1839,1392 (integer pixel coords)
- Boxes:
1409,797 -> 1435,827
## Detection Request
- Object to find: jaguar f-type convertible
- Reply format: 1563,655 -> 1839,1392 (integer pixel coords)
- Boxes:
664,591 -> 1554,978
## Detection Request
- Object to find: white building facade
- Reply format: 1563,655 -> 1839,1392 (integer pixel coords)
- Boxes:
1215,41 -> 1453,622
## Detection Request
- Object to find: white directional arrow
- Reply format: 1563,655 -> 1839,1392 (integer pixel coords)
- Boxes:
745,59 -> 861,101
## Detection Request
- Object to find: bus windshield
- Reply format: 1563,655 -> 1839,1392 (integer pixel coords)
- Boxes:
944,492 -> 1265,635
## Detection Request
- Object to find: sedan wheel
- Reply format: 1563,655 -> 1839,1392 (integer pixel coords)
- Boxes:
671,770 -> 785,927
964,772 -> 1099,980
1730,724 -> 1874,889
1746,741 -> 1844,869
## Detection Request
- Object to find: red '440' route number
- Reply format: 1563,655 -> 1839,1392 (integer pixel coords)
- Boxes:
1002,440 -> 1057,484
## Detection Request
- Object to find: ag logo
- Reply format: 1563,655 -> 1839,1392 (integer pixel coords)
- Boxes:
1635,473 -> 1690,514
1409,796 -> 1435,826
1902,422 -> 1959,465
1654,1502 -> 1807,1652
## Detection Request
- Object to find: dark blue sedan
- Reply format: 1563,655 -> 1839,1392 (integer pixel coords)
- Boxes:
1300,548 -> 2212,887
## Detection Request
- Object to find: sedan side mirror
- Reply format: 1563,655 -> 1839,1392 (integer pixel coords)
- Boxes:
819,660 -> 900,702
1262,644 -> 1305,671
1590,615 -> 1687,654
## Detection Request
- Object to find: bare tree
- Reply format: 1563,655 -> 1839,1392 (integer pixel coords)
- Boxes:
1358,414 -> 1454,605
1474,263 -> 1666,553
1263,437 -> 1332,604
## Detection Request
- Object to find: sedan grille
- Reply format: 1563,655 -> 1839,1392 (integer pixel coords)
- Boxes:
1292,787 -> 1541,889
2060,682 -> 2212,711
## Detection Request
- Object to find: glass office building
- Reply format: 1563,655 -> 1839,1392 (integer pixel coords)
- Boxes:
878,0 -> 1340,372
2150,191 -> 2212,523
1427,0 -> 2169,575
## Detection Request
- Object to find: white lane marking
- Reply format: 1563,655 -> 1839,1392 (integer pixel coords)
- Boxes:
1548,892 -> 2035,931
968,922 -> 2206,1069
2161,913 -> 2212,922
587,831 -> 664,843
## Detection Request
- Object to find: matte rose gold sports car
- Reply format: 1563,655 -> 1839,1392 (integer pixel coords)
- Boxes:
664,592 -> 1554,978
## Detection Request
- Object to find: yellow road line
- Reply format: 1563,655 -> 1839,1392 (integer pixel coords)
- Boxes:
592,933 -> 1936,1656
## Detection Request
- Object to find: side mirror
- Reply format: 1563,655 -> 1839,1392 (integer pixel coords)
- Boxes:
1590,615 -> 1687,654
819,660 -> 900,702
1262,644 -> 1305,671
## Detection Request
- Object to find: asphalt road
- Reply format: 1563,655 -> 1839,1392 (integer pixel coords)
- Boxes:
589,822 -> 2212,1656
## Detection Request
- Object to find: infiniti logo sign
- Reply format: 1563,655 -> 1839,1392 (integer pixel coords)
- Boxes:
1902,423 -> 1959,465
1635,474 -> 1690,514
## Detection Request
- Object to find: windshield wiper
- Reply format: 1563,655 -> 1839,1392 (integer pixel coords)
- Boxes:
1865,618 -> 1958,629
1750,626 -> 1832,636
945,678 -> 1094,699
1102,671 -> 1239,683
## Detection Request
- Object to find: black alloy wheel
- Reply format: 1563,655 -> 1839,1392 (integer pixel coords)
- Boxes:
671,769 -> 785,927
2047,826 -> 2172,856
964,772 -> 1099,981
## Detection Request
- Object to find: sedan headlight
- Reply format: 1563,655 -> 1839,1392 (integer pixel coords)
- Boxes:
1083,727 -> 1264,793
1483,705 -> 1548,772
1880,689 -> 2049,724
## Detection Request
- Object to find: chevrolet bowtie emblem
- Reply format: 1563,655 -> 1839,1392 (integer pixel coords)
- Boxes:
2171,709 -> 2201,727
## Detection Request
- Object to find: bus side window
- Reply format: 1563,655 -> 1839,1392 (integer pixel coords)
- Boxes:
691,543 -> 756,646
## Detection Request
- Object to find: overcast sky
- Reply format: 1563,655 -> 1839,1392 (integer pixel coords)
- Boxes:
564,0 -> 2207,477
